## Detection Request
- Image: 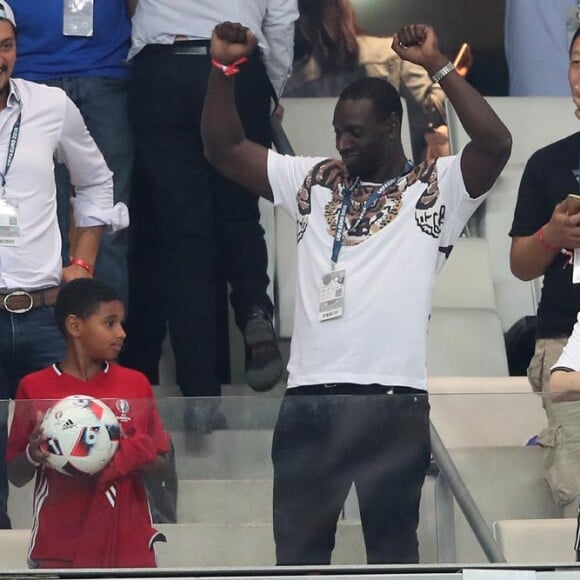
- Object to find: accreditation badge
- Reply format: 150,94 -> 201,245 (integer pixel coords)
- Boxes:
0,198 -> 20,246
63,0 -> 94,37
319,268 -> 345,321
573,248 -> 580,284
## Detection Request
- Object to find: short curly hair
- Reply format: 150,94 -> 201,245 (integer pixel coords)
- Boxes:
338,77 -> 403,124
54,279 -> 122,337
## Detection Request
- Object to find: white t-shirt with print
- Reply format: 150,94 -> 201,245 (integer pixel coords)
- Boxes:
268,149 -> 486,391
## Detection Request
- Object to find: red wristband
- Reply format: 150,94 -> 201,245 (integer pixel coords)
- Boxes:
537,227 -> 558,252
70,257 -> 95,276
211,56 -> 248,77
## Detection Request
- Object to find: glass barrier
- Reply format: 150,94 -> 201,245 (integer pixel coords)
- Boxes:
0,387 -> 579,571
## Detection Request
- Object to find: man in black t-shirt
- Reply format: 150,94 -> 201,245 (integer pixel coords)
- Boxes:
509,26 -> 580,516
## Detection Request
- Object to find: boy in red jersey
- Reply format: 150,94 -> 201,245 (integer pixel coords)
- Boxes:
6,278 -> 170,568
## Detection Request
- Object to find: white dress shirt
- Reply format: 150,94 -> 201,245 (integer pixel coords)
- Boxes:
129,0 -> 298,96
0,79 -> 127,291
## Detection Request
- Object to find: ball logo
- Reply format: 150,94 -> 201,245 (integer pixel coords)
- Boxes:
40,395 -> 120,476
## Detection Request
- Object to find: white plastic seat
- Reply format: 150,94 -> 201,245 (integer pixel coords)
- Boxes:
428,376 -> 545,448
436,446 -> 559,563
493,518 -> 577,563
446,97 -> 577,331
447,97 -> 576,164
0,529 -> 29,569
431,237 -> 496,310
427,307 -> 508,376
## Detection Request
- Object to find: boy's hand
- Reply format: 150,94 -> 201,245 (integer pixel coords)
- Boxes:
28,411 -> 49,466
211,21 -> 257,65
392,25 -> 449,76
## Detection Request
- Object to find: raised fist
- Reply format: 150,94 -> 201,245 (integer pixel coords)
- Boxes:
211,21 -> 258,66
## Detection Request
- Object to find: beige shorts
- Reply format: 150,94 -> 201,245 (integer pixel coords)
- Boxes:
529,337 -> 580,507
527,337 -> 568,394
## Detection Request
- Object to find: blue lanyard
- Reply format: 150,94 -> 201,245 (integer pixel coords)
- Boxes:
331,160 -> 414,266
0,113 -> 21,190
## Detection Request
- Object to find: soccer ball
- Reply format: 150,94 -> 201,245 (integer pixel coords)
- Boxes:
40,395 -> 121,476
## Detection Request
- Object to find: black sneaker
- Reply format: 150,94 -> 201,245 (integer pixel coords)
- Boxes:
243,306 -> 283,392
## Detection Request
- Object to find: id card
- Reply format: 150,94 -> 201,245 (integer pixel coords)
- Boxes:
319,269 -> 345,321
63,0 -> 94,37
0,198 -> 19,246
574,248 -> 580,284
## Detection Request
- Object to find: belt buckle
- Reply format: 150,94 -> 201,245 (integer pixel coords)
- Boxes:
4,290 -> 33,314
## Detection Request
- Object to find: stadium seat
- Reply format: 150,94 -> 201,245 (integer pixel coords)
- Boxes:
480,166 -> 539,331
446,97 -> 576,165
435,446 -> 559,563
0,529 -> 29,569
446,97 -> 576,332
431,237 -> 496,310
493,518 -> 577,563
427,307 -> 508,376
155,521 -> 365,567
428,376 -> 545,448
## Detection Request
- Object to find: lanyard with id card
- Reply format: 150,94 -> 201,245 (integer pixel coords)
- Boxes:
0,114 -> 21,247
319,161 -> 413,322
63,0 -> 94,37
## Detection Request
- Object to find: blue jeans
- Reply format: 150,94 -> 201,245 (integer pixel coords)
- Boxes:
0,307 -> 67,528
44,76 -> 133,307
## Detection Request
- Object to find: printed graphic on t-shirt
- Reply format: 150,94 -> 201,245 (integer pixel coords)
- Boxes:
295,157 -> 446,245
412,160 -> 445,239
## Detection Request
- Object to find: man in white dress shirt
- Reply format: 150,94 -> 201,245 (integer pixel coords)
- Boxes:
122,0 -> 298,432
0,2 -> 127,528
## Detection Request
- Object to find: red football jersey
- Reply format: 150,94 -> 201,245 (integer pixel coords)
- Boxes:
7,363 -> 171,568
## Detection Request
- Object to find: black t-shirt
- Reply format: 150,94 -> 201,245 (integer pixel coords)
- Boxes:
510,131 -> 580,339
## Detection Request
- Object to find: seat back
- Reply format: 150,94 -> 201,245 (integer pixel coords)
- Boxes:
493,518 -> 577,563
427,308 -> 508,376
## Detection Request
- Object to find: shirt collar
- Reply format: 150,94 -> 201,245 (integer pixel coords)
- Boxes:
6,80 -> 21,110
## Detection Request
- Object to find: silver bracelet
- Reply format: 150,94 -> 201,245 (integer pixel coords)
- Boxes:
25,444 -> 41,468
431,61 -> 455,83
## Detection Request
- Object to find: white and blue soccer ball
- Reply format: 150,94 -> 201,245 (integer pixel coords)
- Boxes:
40,395 -> 120,476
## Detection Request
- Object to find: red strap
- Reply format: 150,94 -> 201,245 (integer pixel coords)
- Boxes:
537,227 -> 558,252
211,56 -> 248,77
70,257 -> 95,276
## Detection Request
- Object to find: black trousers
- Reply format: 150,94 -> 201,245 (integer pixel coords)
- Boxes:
122,44 -> 273,396
272,384 -> 431,565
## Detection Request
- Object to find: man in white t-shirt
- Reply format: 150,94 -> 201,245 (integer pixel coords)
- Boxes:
202,22 -> 512,565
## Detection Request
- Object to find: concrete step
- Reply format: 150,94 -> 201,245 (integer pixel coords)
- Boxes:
154,393 -> 283,431
0,529 -> 30,569
155,521 -> 366,567
171,429 -> 274,480
177,479 -> 272,524
152,382 -> 288,400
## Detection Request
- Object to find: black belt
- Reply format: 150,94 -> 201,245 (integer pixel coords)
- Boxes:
141,40 -> 210,56
288,384 -> 426,397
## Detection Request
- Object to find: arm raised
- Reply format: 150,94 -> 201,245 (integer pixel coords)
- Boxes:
201,22 -> 274,201
392,24 -> 512,197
